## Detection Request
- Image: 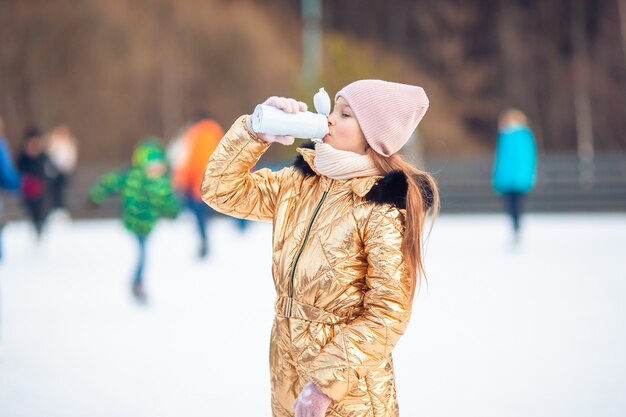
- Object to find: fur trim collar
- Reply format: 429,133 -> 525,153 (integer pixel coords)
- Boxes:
293,142 -> 434,210
293,141 -> 317,177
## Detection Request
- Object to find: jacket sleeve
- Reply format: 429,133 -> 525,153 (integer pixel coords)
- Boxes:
88,170 -> 125,204
301,205 -> 413,402
201,115 -> 289,222
527,130 -> 537,185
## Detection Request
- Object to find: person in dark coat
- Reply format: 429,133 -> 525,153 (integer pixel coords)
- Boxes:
17,128 -> 57,239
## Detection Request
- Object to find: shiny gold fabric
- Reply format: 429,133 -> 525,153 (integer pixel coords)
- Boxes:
201,116 -> 413,417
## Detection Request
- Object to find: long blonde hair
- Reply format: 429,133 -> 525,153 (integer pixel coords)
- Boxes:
367,149 -> 440,300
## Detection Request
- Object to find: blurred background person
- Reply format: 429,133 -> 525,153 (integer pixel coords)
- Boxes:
171,113 -> 223,259
17,128 -> 57,240
0,117 -> 21,261
492,108 -> 537,243
0,116 -> 18,352
89,139 -> 179,303
46,123 -> 78,217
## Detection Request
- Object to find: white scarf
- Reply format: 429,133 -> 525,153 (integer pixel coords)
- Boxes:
313,142 -> 380,180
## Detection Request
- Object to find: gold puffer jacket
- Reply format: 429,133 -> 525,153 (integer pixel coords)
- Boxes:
202,116 -> 413,417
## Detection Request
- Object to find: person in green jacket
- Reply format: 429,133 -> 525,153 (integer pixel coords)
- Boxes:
89,139 -> 180,302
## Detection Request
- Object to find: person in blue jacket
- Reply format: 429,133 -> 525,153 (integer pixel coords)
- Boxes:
492,108 -> 537,241
0,117 -> 21,261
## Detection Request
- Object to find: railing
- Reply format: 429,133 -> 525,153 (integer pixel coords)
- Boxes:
426,152 -> 626,212
2,153 -> 625,220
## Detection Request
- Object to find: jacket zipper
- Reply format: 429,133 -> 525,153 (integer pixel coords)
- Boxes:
286,183 -> 332,316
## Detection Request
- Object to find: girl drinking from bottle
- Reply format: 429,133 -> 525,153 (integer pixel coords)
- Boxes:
202,80 -> 439,417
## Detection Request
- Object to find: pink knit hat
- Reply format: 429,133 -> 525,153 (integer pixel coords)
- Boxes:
336,79 -> 429,156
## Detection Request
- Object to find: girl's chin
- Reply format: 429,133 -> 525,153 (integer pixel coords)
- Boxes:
323,136 -> 338,146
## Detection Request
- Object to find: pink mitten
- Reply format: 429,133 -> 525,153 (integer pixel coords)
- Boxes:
246,96 -> 308,146
292,381 -> 332,417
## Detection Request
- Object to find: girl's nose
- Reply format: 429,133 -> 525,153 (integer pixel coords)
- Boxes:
327,114 -> 335,126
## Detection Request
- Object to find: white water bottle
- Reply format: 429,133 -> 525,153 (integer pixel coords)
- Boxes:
251,88 -> 331,140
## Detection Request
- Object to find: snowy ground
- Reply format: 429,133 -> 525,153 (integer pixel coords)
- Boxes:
0,212 -> 625,417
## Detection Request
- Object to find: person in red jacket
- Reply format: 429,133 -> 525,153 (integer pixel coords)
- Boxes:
172,114 -> 223,258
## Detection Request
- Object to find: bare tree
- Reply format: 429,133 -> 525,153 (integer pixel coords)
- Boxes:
571,0 -> 595,184
497,1 -> 530,109
618,0 -> 626,70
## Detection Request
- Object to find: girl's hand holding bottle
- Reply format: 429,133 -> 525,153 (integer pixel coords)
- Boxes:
246,96 -> 308,146
246,88 -> 331,145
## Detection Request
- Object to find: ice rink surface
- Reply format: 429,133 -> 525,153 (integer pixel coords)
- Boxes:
1,212 -> 625,417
